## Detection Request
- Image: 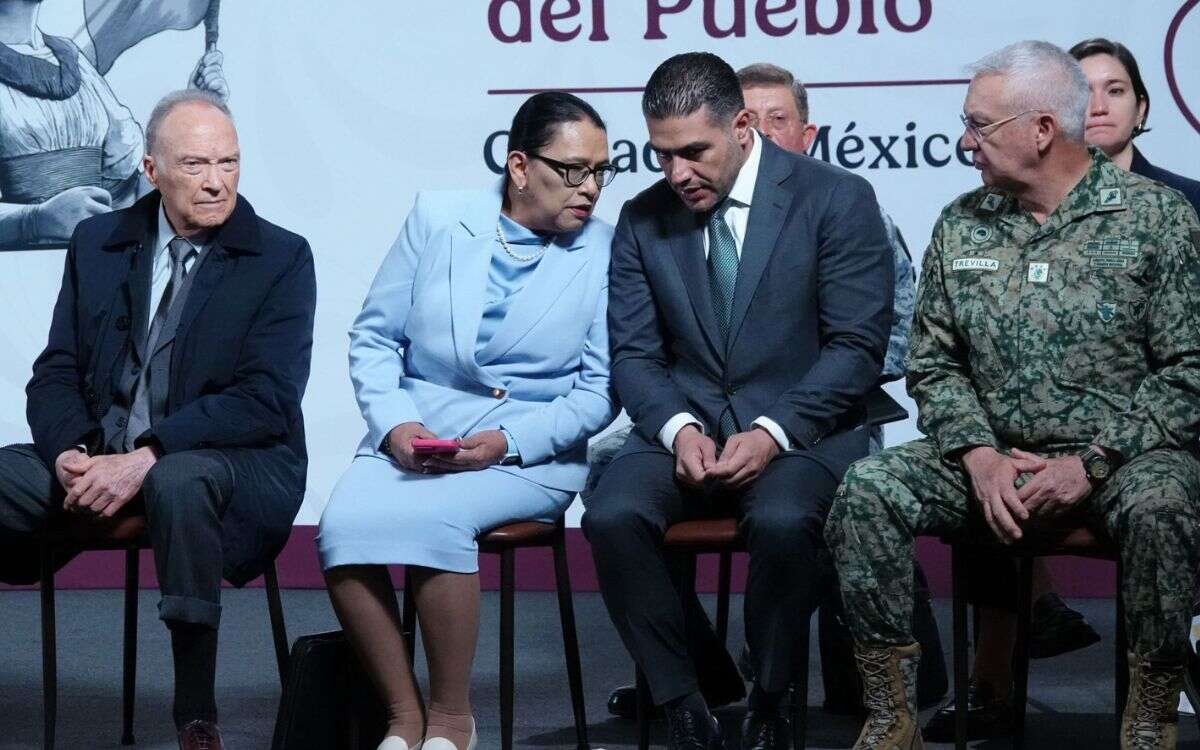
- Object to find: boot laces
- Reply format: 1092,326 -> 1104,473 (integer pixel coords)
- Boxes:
1127,668 -> 1175,748
856,648 -> 902,746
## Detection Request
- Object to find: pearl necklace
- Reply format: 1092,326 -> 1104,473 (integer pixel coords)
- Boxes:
496,219 -> 551,263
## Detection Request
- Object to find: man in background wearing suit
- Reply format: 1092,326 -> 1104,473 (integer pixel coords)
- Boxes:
584,52 -> 893,750
0,89 -> 315,750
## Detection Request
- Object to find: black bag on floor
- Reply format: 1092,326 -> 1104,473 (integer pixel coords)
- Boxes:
819,562 -> 948,713
271,631 -> 387,750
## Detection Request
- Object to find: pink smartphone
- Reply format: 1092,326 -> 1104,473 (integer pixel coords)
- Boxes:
411,438 -> 461,455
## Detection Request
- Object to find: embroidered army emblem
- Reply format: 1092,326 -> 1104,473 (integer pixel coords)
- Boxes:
980,193 -> 1005,212
1027,262 -> 1049,283
970,225 -> 992,243
1097,302 -> 1117,323
1099,187 -> 1123,206
1130,298 -> 1147,319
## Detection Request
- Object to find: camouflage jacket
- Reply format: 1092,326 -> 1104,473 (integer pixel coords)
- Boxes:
907,147 -> 1200,460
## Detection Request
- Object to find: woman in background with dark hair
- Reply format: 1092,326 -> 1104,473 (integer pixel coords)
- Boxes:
1071,37 -> 1200,213
317,92 -> 618,750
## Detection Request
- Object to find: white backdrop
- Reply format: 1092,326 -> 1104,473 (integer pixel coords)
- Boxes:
1,1 -> 1197,524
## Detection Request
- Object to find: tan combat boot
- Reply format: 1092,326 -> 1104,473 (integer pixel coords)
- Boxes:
1121,652 -> 1183,749
851,642 -> 924,750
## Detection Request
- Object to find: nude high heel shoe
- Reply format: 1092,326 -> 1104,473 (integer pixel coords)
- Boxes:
421,718 -> 477,750
377,737 -> 423,750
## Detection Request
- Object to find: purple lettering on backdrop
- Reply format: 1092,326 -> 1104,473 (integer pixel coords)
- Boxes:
857,0 -> 879,32
645,0 -> 692,39
590,0 -> 610,40
886,0 -> 931,32
542,0 -> 583,41
704,0 -> 747,37
805,0 -> 849,35
489,0 -> 532,42
755,0 -> 798,36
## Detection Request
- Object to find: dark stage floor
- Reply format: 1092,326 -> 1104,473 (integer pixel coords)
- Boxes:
1,590 -> 1196,749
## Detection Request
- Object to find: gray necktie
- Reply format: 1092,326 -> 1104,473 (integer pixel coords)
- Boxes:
125,237 -> 195,450
707,204 -> 740,441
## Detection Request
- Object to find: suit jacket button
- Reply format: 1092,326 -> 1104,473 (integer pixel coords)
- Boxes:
492,388 -> 506,399
115,315 -> 130,331
116,416 -> 127,428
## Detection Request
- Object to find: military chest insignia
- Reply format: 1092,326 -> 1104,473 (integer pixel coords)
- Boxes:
1027,262 -> 1049,283
1097,301 -> 1117,323
969,225 -> 993,243
979,193 -> 1005,212
1099,187 -> 1123,207
1083,237 -> 1139,268
952,258 -> 999,271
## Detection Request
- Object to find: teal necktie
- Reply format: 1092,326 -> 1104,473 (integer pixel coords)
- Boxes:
707,203 -> 740,441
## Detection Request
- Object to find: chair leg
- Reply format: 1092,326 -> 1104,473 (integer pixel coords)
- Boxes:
500,548 -> 516,750
264,562 -> 290,687
791,616 -> 809,750
716,551 -> 732,647
40,545 -> 56,750
552,534 -> 590,749
122,548 -> 139,746
1012,556 -> 1034,750
636,667 -> 651,750
402,567 -> 417,666
950,543 -> 969,750
1115,559 -> 1129,728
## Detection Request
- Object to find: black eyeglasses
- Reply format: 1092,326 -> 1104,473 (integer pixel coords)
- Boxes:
530,154 -> 617,188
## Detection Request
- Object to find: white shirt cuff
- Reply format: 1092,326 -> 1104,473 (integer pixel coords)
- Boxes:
752,416 -> 791,451
659,413 -> 704,454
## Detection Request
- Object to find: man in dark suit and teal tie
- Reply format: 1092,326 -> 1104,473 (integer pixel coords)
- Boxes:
584,52 -> 893,750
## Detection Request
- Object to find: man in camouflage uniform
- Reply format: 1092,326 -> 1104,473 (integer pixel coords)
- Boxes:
826,40 -> 1200,750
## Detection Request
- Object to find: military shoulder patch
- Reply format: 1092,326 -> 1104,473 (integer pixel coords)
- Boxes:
979,193 -> 1005,213
1099,187 -> 1123,207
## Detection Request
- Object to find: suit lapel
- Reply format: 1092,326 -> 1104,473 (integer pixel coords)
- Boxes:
448,230 -> 494,376
667,208 -> 724,362
126,238 -> 154,364
726,145 -> 792,353
477,234 -> 590,364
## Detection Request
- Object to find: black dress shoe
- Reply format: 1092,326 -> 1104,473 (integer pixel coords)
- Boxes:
741,710 -> 790,750
1029,593 -> 1102,659
608,674 -> 746,721
608,684 -> 663,720
667,704 -> 726,750
921,680 -> 1014,742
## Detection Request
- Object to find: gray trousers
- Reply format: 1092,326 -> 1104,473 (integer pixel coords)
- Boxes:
0,443 -> 233,628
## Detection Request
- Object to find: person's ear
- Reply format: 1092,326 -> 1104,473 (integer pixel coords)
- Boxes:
731,109 -> 753,145
506,151 -> 530,193
800,123 -> 819,152
143,155 -> 158,188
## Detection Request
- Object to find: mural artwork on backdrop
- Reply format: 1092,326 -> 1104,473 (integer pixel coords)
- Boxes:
0,0 -> 227,252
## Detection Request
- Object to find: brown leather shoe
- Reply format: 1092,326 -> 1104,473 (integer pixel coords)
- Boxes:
178,720 -> 225,750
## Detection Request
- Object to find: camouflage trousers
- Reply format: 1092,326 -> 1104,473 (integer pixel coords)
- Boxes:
825,438 -> 1200,662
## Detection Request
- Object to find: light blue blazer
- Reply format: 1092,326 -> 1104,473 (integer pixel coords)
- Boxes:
349,183 -> 617,492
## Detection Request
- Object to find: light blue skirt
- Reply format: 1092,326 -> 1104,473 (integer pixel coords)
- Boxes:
317,455 -> 572,573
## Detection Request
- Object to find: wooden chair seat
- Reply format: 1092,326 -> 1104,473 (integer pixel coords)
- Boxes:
38,513 -> 149,547
478,521 -> 558,552
662,517 -> 742,551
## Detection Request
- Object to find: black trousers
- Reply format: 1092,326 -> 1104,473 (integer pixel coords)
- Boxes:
583,449 -> 839,705
0,443 -> 233,628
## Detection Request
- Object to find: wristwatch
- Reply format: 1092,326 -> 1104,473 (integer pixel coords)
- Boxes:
1078,446 -> 1112,485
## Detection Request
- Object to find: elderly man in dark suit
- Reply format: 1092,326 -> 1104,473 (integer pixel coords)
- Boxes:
0,89 -> 315,750
583,52 -> 892,750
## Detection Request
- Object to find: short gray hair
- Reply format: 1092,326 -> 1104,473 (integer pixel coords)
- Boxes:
145,89 -> 233,155
968,40 -> 1090,142
736,63 -> 810,123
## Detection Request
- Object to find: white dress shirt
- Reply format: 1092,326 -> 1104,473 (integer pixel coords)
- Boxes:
657,130 -> 792,453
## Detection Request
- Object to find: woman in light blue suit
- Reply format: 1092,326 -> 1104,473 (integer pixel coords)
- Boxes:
318,93 -> 618,750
